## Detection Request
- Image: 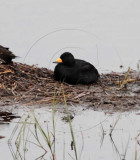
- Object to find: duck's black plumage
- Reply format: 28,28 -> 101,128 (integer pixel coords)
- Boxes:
0,45 -> 16,64
54,52 -> 99,85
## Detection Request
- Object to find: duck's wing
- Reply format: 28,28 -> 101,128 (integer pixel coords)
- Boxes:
75,59 -> 99,84
75,59 -> 96,71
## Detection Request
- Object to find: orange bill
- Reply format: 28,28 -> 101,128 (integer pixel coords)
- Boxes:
56,58 -> 62,63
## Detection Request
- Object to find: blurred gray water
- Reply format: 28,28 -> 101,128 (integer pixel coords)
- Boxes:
0,0 -> 140,72
0,106 -> 140,160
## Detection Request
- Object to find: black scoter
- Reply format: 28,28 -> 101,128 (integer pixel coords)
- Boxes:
54,52 -> 99,85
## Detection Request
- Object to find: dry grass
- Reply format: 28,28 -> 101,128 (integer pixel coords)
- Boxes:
0,62 -> 140,112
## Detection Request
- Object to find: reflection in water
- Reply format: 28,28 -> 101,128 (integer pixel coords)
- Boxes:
0,108 -> 139,160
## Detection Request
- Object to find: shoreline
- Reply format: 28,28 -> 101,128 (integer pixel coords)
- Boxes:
0,62 -> 140,113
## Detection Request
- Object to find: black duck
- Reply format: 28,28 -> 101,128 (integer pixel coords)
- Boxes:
54,52 -> 99,85
0,45 -> 16,64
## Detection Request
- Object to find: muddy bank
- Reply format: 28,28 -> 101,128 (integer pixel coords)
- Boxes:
0,62 -> 140,112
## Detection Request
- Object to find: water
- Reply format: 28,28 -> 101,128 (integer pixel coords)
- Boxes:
0,106 -> 140,160
0,1 -> 140,159
0,0 -> 140,72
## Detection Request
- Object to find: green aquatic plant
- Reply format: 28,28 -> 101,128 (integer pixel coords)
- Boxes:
8,88 -> 78,160
62,85 -> 78,160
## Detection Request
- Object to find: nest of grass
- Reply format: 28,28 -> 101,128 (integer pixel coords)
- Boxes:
0,62 -> 140,112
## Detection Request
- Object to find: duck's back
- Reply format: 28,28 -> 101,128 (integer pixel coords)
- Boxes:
75,59 -> 99,84
54,59 -> 99,84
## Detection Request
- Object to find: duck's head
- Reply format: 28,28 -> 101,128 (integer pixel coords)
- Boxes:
54,52 -> 75,66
